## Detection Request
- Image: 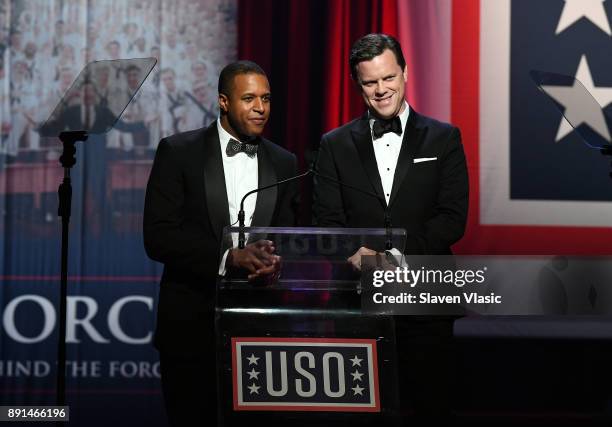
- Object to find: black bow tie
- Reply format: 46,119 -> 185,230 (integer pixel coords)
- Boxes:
226,138 -> 258,158
372,116 -> 402,139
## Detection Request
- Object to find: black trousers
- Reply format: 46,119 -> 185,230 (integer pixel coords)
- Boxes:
395,317 -> 456,427
159,351 -> 218,427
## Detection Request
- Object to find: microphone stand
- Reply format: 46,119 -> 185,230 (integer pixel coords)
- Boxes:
56,130 -> 88,409
237,166 -> 394,251
310,168 -> 393,251
238,170 -> 312,248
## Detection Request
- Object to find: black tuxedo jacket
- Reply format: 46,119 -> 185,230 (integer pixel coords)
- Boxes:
313,109 -> 468,254
144,122 -> 298,356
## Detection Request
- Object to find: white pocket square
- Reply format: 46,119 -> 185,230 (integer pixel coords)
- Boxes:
413,157 -> 437,163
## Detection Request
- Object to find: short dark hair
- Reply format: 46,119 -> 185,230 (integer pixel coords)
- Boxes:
218,60 -> 266,97
349,33 -> 406,82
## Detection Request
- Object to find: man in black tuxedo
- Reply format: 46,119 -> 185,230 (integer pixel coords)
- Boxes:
313,34 -> 468,425
314,34 -> 468,257
144,61 -> 298,426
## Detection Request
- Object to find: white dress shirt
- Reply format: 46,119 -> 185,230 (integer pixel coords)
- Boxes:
217,118 -> 258,275
369,101 -> 410,264
369,100 -> 410,204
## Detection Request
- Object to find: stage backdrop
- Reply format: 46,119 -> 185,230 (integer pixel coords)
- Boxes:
238,0 -> 612,254
3,0 -> 612,425
446,0 -> 612,254
0,0 -> 236,426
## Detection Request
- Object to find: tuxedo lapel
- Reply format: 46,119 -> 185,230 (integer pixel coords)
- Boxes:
201,124 -> 230,241
351,116 -> 386,205
388,110 -> 425,207
250,140 -> 277,227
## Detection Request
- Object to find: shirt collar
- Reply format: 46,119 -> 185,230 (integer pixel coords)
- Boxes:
217,118 -> 233,153
368,100 -> 410,134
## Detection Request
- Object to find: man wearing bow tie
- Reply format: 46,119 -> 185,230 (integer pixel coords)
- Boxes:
314,33 -> 468,258
144,60 -> 298,427
313,34 -> 468,425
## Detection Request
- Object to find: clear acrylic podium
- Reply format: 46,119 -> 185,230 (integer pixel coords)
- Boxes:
215,227 -> 406,426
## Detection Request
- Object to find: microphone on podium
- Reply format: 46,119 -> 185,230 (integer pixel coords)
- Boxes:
237,169 -> 311,249
237,154 -> 394,251
309,166 -> 393,251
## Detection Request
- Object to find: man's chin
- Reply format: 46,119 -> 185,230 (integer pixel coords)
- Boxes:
248,128 -> 265,137
245,122 -> 267,134
370,107 -> 397,120
241,129 -> 264,140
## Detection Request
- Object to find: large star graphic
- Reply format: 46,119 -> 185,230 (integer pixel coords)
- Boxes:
540,55 -> 612,143
556,0 -> 611,35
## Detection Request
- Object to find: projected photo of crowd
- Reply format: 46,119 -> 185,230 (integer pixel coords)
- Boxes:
0,0 -> 236,235
0,0 -> 235,160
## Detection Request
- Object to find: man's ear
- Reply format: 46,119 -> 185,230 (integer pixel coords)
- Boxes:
218,93 -> 229,114
402,64 -> 408,82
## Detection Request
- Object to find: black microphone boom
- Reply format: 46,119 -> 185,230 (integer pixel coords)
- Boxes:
237,162 -> 395,251
310,168 -> 394,251
238,169 -> 311,248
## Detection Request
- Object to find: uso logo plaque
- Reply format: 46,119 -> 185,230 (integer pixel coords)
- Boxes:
231,337 -> 380,412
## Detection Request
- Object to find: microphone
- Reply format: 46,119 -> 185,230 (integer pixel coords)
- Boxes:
238,169 -> 311,248
237,156 -> 395,251
310,166 -> 394,251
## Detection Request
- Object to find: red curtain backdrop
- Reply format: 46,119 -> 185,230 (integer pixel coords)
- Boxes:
239,0 -> 398,159
238,0 -> 398,224
323,0 -> 398,130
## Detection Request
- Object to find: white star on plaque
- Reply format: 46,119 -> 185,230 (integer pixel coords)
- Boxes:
352,384 -> 365,396
351,370 -> 364,381
349,355 -> 363,367
246,354 -> 259,365
247,368 -> 260,380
